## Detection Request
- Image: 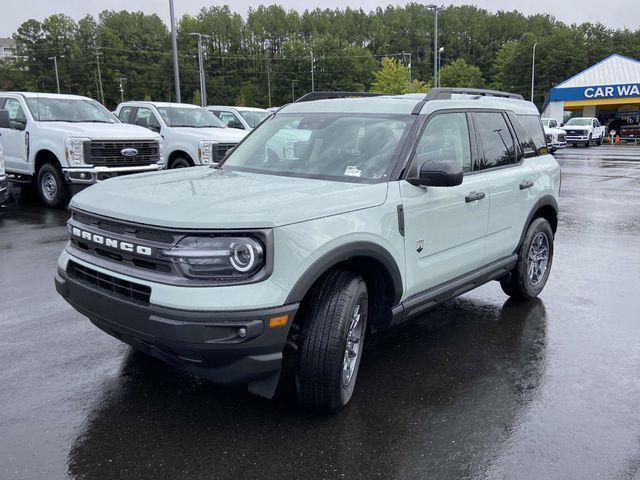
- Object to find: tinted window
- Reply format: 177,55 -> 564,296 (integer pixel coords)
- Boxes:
516,114 -> 547,155
133,107 -> 160,130
118,106 -> 133,123
414,113 -> 472,173
474,112 -> 516,169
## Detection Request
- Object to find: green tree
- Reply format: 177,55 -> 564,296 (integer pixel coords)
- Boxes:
439,58 -> 485,88
371,57 -> 429,94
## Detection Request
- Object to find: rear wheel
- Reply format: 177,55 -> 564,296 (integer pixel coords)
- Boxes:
296,270 -> 368,413
501,217 -> 554,300
36,163 -> 68,208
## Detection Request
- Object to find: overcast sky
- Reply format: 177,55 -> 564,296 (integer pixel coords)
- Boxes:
1,0 -> 638,37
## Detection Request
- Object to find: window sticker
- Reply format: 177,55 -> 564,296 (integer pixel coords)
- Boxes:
344,165 -> 362,177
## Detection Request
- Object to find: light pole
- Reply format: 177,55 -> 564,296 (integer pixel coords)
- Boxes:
427,5 -> 444,89
266,61 -> 272,108
47,56 -> 61,94
531,42 -> 538,102
402,51 -> 412,92
190,32 -> 210,106
117,76 -> 126,103
169,0 -> 181,103
438,47 -> 444,87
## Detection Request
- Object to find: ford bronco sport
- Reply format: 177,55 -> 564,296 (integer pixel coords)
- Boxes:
55,88 -> 560,413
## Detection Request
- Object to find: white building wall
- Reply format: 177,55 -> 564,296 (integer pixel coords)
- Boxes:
543,101 -> 565,123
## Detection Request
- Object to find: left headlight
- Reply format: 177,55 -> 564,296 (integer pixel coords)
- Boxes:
65,137 -> 90,166
198,140 -> 216,164
157,137 -> 165,164
163,236 -> 265,280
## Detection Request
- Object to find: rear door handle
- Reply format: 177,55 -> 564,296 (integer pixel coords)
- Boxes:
465,191 -> 486,203
519,180 -> 534,190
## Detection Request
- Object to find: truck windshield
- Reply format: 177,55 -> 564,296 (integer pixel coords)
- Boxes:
238,110 -> 271,128
157,106 -> 225,128
25,98 -> 116,123
566,118 -> 591,126
221,114 -> 413,182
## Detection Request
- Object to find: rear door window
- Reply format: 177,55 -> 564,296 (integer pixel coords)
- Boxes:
473,112 -> 517,170
515,114 -> 547,156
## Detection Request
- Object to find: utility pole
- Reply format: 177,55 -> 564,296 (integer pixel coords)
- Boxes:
531,42 -> 538,102
189,32 -> 210,106
117,76 -> 126,103
48,56 -> 60,94
169,0 -> 181,103
310,50 -> 315,92
94,43 -> 104,105
291,79 -> 297,102
438,47 -> 444,87
266,62 -> 272,108
402,51 -> 412,93
427,5 -> 444,88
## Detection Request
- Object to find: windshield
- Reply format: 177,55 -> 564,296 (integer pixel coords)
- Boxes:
566,118 -> 591,126
238,109 -> 271,128
25,98 -> 117,123
221,114 -> 412,182
157,106 -> 225,128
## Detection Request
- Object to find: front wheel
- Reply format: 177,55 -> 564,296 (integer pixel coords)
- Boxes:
584,134 -> 592,148
501,217 -> 554,300
296,270 -> 368,413
596,134 -> 603,145
169,157 -> 193,169
36,163 -> 68,208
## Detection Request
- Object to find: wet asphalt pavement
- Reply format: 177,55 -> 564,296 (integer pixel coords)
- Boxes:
1,145 -> 640,480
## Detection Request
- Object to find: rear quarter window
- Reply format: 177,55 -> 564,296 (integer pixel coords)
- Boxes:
514,114 -> 547,156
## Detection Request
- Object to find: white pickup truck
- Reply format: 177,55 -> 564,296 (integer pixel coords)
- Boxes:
115,101 -> 247,168
560,117 -> 606,147
0,92 -> 164,207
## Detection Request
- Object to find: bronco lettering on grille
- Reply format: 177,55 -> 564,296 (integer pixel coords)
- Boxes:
71,227 -> 153,256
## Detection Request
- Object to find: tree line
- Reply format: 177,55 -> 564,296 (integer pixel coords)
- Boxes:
1,4 -> 639,109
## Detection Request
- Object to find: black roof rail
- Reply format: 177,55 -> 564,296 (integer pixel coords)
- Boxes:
424,88 -> 524,101
295,91 -> 385,102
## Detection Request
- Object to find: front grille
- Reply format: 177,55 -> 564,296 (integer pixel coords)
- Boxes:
67,260 -> 151,304
216,143 -> 236,162
566,130 -> 582,136
84,140 -> 159,166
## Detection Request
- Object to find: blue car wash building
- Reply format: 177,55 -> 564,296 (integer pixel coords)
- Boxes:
543,54 -> 640,127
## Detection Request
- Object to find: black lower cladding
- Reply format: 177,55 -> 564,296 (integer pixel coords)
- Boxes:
55,264 -> 299,387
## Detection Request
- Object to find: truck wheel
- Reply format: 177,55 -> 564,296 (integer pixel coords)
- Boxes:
597,135 -> 603,146
37,163 -> 68,208
584,134 -> 592,148
169,157 -> 192,169
296,270 -> 368,413
500,217 -> 554,300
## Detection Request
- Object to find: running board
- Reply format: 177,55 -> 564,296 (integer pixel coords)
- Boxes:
390,254 -> 517,326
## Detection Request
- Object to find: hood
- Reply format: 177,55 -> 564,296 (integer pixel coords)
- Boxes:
70,168 -> 389,229
37,122 -> 160,140
170,127 -> 247,143
561,125 -> 589,131
544,126 -> 565,135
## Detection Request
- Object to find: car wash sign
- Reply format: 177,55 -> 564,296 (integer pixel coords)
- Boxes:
550,83 -> 640,101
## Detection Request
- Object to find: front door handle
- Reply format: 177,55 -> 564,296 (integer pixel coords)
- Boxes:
519,180 -> 534,190
465,191 -> 486,203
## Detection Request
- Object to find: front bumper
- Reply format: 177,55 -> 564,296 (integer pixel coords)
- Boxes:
0,176 -> 7,205
565,135 -> 590,143
63,164 -> 164,185
55,264 -> 299,396
549,140 -> 567,150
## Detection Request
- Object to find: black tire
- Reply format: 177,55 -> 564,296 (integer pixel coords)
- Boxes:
584,134 -> 591,148
36,163 -> 68,208
500,217 -> 554,300
296,270 -> 368,413
596,135 -> 603,146
169,157 -> 193,169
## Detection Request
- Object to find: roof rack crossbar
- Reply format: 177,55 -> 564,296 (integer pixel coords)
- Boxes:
295,91 -> 385,103
424,88 -> 524,101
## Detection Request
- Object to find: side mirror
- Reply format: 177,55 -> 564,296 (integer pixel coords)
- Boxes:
0,110 -> 9,129
560,123 -> 565,127
408,159 -> 463,187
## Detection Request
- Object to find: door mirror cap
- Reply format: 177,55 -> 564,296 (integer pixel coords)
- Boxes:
408,159 -> 463,187
0,109 -> 9,129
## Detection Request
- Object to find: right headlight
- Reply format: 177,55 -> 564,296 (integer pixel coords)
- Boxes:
162,236 -> 265,280
198,140 -> 216,164
65,137 -> 90,166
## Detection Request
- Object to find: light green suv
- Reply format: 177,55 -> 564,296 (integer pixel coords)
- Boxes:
55,89 -> 560,412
